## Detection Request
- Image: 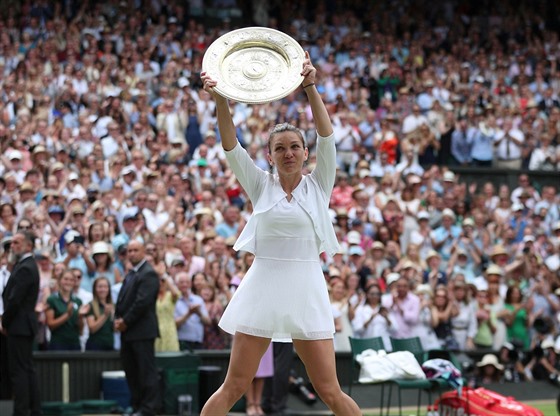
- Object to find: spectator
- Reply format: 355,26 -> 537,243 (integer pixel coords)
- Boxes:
155,274 -> 181,352
382,276 -> 420,339
45,269 -> 84,351
352,283 -> 394,351
84,277 -> 115,351
174,271 -> 211,351
200,282 -> 227,350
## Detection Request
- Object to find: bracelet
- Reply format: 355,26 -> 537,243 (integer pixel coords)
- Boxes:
302,82 -> 315,89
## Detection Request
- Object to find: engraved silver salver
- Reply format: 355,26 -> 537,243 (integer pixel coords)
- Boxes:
202,27 -> 305,104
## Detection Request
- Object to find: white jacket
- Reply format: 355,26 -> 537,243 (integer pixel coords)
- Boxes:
225,133 -> 341,256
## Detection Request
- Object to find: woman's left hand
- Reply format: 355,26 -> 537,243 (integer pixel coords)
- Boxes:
301,51 -> 316,86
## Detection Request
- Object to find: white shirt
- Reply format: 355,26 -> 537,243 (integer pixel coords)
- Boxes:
494,128 -> 524,160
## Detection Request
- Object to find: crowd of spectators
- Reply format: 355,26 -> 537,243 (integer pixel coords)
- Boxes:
0,0 -> 559,386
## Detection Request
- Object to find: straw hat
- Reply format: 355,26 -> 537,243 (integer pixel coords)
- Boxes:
476,354 -> 504,371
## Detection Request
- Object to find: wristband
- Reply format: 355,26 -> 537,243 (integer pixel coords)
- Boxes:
302,83 -> 315,89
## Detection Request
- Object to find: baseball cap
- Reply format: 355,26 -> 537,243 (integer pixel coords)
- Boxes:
348,246 -> 365,256
417,211 -> 430,220
48,205 -> 65,215
443,171 -> 455,182
122,207 -> 139,221
512,202 -> 524,212
386,273 -> 401,286
64,230 -> 82,245
346,231 -> 361,245
442,208 -> 456,219
8,150 -> 22,160
177,77 -> 189,88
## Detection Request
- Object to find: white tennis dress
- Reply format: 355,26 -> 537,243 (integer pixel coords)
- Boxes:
219,197 -> 335,342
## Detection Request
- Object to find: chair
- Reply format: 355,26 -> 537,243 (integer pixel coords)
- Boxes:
348,336 -> 388,416
389,337 -> 437,416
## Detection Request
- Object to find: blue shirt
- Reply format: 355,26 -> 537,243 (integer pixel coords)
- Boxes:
174,293 -> 208,343
470,129 -> 495,162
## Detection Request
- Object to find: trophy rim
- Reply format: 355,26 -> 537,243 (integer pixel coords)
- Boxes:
202,27 -> 305,104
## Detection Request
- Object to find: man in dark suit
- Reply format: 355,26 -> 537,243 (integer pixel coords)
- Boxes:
1,231 -> 41,415
114,240 -> 160,416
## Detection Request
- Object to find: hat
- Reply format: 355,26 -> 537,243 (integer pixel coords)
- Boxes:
408,175 -> 422,185
371,241 -> 385,250
8,150 -> 22,160
475,280 -> 489,291
485,264 -> 503,276
545,255 -> 560,272
48,205 -> 65,215
417,211 -> 430,221
1,236 -> 12,251
491,245 -> 508,257
92,241 -> 111,255
171,255 -> 186,267
91,200 -> 105,211
205,130 -> 217,139
203,229 -> 217,240
346,231 -> 361,245
348,246 -> 365,256
442,208 -> 456,219
87,184 -> 100,193
34,249 -> 52,262
463,218 -> 475,227
336,208 -> 348,218
402,260 -> 416,270
426,249 -> 441,260
167,16 -> 178,24
193,207 -> 213,217
541,338 -> 555,350
456,248 -> 468,257
386,273 -> 401,286
64,230 -> 82,245
476,354 -> 503,370
122,207 -> 139,221
52,162 -> 65,171
19,182 -> 34,192
225,236 -> 237,246
122,166 -> 135,176
177,77 -> 189,88
68,172 -> 79,181
33,145 -> 47,155
197,158 -> 208,167
358,169 -> 371,179
415,284 -> 433,297
474,76 -> 485,84
169,136 -> 185,145
553,221 -> 560,231
523,235 -> 535,243
501,342 -> 515,351
72,206 -> 85,215
329,267 -> 342,278
512,202 -> 524,212
66,192 -> 83,204
443,171 -> 456,182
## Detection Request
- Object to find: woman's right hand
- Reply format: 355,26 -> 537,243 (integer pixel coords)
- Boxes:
201,72 -> 224,102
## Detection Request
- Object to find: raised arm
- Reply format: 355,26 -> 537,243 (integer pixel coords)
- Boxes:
201,72 -> 237,151
301,51 -> 333,138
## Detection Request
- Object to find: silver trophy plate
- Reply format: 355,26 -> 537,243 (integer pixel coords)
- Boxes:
202,27 -> 305,104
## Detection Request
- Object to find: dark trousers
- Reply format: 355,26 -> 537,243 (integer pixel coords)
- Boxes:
0,332 -> 11,399
120,339 -> 160,416
7,335 -> 41,416
262,342 -> 293,413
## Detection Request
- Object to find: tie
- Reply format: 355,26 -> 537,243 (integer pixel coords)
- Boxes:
121,269 -> 135,291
